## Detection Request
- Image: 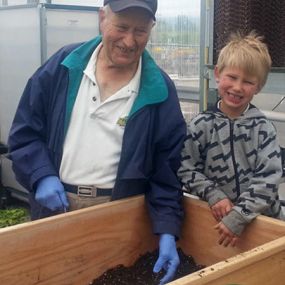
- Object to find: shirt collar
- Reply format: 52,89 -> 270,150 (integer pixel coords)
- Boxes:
84,43 -> 102,84
217,100 -> 250,115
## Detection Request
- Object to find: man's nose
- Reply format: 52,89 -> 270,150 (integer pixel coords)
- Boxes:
123,32 -> 136,48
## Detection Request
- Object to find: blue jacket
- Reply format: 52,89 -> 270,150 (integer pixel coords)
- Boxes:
8,36 -> 186,237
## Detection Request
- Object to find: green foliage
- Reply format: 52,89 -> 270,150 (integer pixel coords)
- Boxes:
0,207 -> 29,228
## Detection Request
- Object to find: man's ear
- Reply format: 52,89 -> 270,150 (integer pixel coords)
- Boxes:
99,8 -> 105,31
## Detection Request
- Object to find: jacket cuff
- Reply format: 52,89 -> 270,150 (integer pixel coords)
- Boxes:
222,210 -> 249,236
30,165 -> 58,191
152,220 -> 181,240
206,188 -> 228,207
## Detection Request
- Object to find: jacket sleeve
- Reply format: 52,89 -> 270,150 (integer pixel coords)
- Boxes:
8,51 -> 67,191
178,116 -> 228,205
223,121 -> 283,235
146,74 -> 186,239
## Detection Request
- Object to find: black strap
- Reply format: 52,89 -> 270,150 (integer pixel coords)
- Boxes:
63,183 -> 112,197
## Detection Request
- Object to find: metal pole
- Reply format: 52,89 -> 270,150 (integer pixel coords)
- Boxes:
39,4 -> 47,64
1,0 -> 8,6
199,0 -> 207,111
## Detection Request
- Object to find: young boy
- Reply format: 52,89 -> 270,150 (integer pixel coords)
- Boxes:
178,31 -> 284,247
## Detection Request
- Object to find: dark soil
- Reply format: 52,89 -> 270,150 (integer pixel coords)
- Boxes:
90,248 -> 205,285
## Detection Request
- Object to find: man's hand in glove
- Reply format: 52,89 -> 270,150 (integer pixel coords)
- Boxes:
36,175 -> 69,211
153,233 -> 180,285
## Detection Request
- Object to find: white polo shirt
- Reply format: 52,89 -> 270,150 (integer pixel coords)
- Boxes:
59,44 -> 141,188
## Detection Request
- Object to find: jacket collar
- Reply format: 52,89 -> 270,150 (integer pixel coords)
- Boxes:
61,36 -> 168,130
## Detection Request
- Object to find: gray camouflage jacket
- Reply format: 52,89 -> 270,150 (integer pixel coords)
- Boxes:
178,103 -> 284,235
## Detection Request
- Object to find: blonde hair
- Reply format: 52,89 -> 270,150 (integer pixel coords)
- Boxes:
216,31 -> 272,89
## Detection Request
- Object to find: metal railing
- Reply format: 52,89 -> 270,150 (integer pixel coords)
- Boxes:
147,43 -> 200,79
262,110 -> 285,123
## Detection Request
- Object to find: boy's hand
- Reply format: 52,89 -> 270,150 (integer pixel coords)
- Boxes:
214,222 -> 239,247
211,198 -> 234,221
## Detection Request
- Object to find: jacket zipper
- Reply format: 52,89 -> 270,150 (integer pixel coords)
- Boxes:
229,119 -> 241,197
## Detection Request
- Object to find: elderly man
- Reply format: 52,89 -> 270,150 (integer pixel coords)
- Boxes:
8,1 -> 186,283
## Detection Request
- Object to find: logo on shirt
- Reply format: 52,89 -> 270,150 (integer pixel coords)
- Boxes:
117,116 -> 128,127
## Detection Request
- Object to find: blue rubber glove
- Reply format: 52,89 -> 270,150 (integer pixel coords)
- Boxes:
35,176 -> 69,211
153,234 -> 180,285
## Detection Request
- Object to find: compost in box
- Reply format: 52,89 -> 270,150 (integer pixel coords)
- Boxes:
90,247 -> 205,285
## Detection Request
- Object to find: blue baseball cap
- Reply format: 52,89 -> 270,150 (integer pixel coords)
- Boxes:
103,0 -> 157,20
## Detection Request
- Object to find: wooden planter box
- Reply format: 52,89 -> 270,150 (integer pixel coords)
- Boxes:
0,195 -> 285,285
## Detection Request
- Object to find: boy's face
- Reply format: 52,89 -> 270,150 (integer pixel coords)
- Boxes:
214,66 -> 260,118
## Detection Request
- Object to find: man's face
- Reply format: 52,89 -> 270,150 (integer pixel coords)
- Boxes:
100,7 -> 154,69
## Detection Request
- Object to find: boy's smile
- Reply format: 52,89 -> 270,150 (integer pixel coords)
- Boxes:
214,66 -> 260,118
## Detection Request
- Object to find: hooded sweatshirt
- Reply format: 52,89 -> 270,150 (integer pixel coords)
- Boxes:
178,103 -> 283,235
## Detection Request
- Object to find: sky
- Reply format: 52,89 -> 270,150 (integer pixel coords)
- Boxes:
157,0 -> 200,17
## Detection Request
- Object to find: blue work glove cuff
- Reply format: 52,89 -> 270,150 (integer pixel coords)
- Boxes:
160,233 -> 175,243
